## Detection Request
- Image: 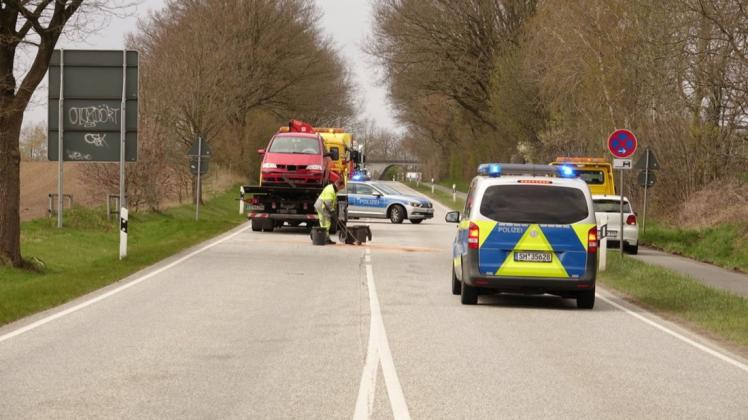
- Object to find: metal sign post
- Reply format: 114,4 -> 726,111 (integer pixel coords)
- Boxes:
57,49 -> 64,228
619,169 -> 625,256
607,129 -> 638,258
196,136 -> 202,221
119,50 -> 127,258
642,149 -> 650,233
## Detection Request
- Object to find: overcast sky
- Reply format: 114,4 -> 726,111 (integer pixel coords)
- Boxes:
24,0 -> 398,130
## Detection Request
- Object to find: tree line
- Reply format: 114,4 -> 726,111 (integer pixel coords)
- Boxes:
83,0 -> 355,211
0,0 -> 354,267
369,0 -> 748,209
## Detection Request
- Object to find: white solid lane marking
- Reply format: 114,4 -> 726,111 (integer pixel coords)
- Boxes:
597,292 -> 748,374
354,249 -> 411,420
0,223 -> 253,344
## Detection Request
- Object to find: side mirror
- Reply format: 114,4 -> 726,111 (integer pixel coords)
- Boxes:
257,148 -> 265,155
372,191 -> 382,198
445,211 -> 460,223
330,148 -> 340,161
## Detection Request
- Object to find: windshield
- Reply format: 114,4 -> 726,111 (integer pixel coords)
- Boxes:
268,136 -> 320,154
593,199 -> 632,213
577,170 -> 605,185
480,185 -> 589,224
372,183 -> 402,195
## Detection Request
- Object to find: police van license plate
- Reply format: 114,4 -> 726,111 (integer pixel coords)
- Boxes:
514,251 -> 552,263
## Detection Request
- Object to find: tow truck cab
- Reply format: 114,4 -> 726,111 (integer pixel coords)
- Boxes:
258,132 -> 339,187
550,157 -> 615,195
316,127 -> 354,186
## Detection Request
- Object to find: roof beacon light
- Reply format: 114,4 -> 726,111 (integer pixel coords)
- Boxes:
559,165 -> 576,178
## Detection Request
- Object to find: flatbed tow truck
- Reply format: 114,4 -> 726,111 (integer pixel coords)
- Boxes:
242,120 -> 354,233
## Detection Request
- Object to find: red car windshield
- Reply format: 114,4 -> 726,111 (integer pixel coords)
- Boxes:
268,136 -> 320,154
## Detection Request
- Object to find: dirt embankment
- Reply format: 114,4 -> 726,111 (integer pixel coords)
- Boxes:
676,182 -> 748,230
20,162 -> 245,221
20,162 -> 99,221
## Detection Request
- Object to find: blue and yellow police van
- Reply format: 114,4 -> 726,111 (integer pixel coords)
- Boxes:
445,163 -> 599,308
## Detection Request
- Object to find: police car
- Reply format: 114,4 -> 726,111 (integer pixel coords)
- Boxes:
446,163 -> 599,308
347,181 -> 434,224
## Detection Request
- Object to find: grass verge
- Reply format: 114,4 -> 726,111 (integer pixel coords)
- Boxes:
600,253 -> 748,350
406,182 -> 466,211
0,188 -> 245,326
642,222 -> 748,273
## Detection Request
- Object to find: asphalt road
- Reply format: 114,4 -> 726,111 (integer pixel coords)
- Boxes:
1,184 -> 747,419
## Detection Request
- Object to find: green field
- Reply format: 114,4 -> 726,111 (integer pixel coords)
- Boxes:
407,182 -> 466,212
0,189 -> 245,326
642,222 -> 748,273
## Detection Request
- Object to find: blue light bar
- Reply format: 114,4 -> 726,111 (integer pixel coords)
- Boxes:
477,163 -> 502,177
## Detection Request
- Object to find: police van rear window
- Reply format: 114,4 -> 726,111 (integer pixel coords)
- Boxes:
479,185 -> 588,224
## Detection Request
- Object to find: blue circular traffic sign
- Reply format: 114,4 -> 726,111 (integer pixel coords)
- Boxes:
608,129 -> 638,158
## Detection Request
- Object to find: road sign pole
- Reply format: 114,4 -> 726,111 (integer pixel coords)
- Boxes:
620,169 -> 625,257
196,136 -> 202,221
643,151 -> 649,230
57,49 -> 64,228
119,50 -> 128,258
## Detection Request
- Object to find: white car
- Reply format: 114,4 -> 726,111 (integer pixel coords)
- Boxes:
592,195 -> 639,254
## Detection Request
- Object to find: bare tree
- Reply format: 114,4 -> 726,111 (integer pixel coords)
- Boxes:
0,1 -> 86,267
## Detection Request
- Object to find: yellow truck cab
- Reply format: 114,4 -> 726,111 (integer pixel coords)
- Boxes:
315,128 -> 353,184
551,157 -> 615,195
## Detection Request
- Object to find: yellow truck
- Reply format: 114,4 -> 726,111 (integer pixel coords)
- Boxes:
315,127 -> 354,184
550,157 -> 616,195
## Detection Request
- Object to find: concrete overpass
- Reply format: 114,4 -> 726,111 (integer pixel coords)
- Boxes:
364,159 -> 422,180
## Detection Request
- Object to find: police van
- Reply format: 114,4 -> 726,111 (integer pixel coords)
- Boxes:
445,163 -> 599,308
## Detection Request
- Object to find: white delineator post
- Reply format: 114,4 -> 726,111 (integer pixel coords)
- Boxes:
119,208 -> 128,260
452,184 -> 456,202
599,235 -> 608,271
431,178 -> 434,193
239,186 -> 245,215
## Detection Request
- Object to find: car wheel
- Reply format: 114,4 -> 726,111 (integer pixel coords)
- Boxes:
452,266 -> 461,295
576,290 -> 595,309
389,205 -> 405,224
410,219 -> 423,224
251,219 -> 262,232
625,243 -> 639,255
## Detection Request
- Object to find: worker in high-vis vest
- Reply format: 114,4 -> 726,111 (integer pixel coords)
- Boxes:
314,173 -> 344,244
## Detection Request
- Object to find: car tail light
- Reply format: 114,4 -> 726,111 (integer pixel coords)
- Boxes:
626,214 -> 637,225
468,222 -> 479,250
588,226 -> 598,254
251,197 -> 260,205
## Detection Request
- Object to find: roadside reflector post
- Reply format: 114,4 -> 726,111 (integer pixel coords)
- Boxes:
119,207 -> 128,260
431,178 -> 434,193
452,184 -> 456,202
599,235 -> 607,271
239,186 -> 245,215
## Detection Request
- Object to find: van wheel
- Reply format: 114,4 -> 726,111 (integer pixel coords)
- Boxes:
389,205 -> 405,224
452,266 -> 461,295
251,219 -> 263,232
461,282 -> 478,305
576,290 -> 595,309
